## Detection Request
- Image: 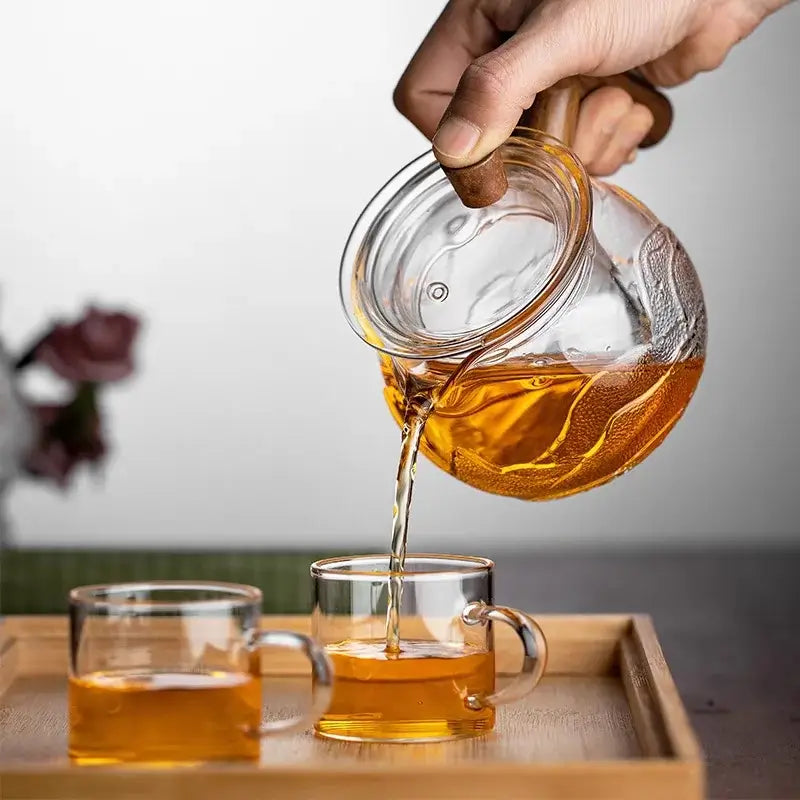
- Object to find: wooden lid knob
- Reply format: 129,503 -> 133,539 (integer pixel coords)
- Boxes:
441,150 -> 508,209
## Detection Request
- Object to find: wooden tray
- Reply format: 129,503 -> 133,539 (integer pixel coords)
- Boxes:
0,614 -> 704,800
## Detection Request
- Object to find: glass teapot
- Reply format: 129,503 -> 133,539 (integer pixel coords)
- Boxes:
340,74 -> 707,501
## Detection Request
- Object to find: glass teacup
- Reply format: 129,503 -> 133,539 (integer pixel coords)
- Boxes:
68,581 -> 332,763
311,554 -> 547,743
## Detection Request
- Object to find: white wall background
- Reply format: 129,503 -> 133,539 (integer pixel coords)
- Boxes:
1,1 -> 798,550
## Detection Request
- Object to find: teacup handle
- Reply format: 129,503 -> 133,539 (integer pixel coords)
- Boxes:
247,630 -> 333,735
461,601 -> 547,710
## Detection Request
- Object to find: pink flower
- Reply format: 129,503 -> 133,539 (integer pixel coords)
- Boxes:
24,388 -> 106,488
34,306 -> 139,383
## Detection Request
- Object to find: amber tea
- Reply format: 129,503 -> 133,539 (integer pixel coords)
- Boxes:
68,669 -> 261,763
383,358 -> 703,501
316,639 -> 495,742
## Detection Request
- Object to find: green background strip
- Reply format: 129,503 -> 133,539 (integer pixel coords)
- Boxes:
0,549 -> 347,614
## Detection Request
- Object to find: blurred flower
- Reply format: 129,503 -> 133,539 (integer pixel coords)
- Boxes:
24,385 -> 106,488
25,306 -> 139,383
1,300 -> 140,513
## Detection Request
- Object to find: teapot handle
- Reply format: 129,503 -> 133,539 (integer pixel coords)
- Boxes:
442,71 -> 672,208
520,71 -> 673,149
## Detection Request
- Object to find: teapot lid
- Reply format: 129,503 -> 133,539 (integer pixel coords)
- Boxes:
340,131 -> 592,360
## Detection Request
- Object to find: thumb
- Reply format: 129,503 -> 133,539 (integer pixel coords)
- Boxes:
432,25 -> 595,168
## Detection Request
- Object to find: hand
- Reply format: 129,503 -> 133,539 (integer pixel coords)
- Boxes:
395,0 -> 787,175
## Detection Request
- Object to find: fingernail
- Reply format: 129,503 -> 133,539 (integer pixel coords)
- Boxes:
432,116 -> 482,159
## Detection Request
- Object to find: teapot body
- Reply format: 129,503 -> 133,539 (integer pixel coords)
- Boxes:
341,132 -> 706,500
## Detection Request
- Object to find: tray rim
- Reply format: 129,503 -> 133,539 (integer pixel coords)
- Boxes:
0,613 -> 704,800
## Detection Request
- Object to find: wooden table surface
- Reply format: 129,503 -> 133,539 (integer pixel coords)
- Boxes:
489,549 -> 799,800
